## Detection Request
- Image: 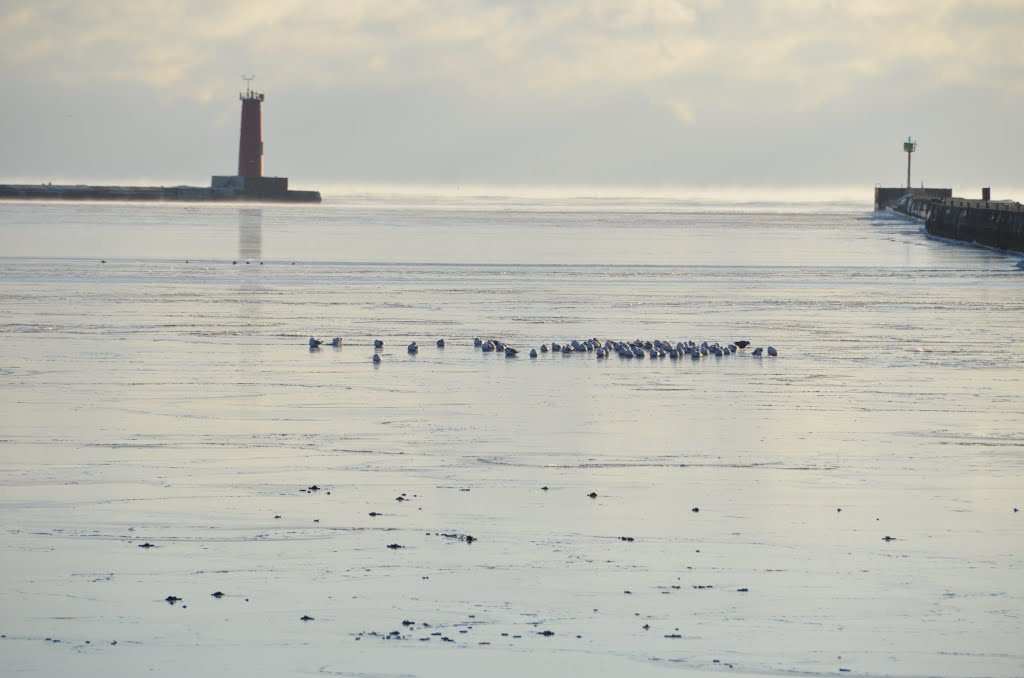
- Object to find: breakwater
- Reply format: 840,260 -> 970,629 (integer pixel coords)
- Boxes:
874,186 -> 951,211
0,175 -> 320,203
890,193 -> 1024,254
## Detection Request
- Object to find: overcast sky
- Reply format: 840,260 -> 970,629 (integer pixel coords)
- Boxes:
1,0 -> 1021,192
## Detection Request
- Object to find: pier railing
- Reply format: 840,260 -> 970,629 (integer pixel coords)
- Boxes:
941,198 -> 1023,212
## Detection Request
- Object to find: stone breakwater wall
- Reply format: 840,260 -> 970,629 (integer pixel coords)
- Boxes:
874,186 -> 952,211
0,181 -> 320,204
897,195 -> 1024,254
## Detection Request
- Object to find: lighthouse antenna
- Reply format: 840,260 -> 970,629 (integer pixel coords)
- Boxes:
242,74 -> 255,97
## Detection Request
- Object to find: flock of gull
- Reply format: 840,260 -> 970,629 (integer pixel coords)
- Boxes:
309,336 -> 778,363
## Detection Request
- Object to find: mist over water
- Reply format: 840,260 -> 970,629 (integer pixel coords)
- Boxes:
0,197 -> 1022,677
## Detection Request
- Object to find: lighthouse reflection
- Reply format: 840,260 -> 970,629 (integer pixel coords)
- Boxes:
238,208 -> 262,262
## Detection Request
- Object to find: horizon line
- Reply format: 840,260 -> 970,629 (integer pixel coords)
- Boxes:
2,177 -> 1020,204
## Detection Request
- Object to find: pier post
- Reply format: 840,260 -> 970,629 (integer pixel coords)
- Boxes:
904,137 -> 916,189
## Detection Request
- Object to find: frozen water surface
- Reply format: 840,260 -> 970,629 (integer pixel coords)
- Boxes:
0,196 -> 1022,677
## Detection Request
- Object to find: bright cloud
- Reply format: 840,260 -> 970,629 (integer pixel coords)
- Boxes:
4,1 -> 1021,99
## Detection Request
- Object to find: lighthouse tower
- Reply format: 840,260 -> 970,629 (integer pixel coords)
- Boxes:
209,77 -> 320,202
238,76 -> 264,177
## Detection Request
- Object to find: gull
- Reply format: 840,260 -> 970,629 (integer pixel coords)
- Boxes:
529,348 -> 538,358
752,347 -> 763,357
374,339 -> 384,348
436,339 -> 445,348
767,346 -> 778,357
330,337 -> 342,347
505,347 -> 518,357
309,337 -> 322,348
372,354 -> 381,364
407,341 -> 418,353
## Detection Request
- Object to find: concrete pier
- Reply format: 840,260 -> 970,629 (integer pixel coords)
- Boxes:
885,190 -> 1024,254
923,197 -> 1024,253
0,176 -> 320,203
874,186 -> 951,211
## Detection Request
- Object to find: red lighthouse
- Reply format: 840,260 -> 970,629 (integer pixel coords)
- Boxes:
209,77 -> 320,202
238,77 -> 264,177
